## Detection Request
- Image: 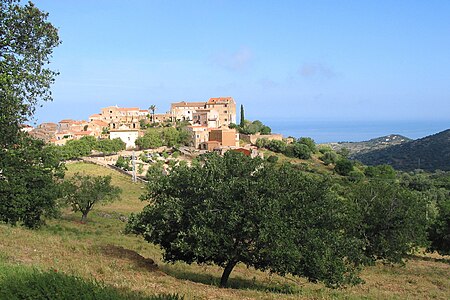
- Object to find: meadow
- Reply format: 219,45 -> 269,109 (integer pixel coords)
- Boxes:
0,162 -> 449,299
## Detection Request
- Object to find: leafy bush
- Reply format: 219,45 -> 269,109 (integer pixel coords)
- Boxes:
0,264 -> 182,300
116,156 -> 131,171
267,155 -> 279,163
335,159 -> 354,176
297,137 -> 317,153
321,151 -> 338,165
292,143 -> 311,159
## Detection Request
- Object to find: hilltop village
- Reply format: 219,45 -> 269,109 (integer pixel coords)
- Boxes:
25,97 -> 282,156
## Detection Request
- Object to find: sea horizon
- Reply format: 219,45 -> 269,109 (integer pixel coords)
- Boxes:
264,119 -> 450,144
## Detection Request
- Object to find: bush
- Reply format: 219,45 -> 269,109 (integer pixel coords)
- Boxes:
267,155 -> 279,163
0,264 -> 182,300
322,151 -> 338,165
298,137 -> 317,153
335,159 -> 354,176
292,143 -> 311,159
267,140 -> 287,153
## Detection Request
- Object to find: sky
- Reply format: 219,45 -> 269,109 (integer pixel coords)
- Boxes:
31,0 -> 450,141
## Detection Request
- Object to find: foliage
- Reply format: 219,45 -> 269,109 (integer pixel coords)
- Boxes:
266,139 -> 287,153
344,180 -> 428,264
239,120 -> 272,135
127,152 -> 364,288
427,188 -> 450,255
136,130 -> 163,149
321,151 -> 338,165
0,263 -> 182,300
297,137 -> 317,153
334,159 -> 354,176
116,156 -> 132,171
292,143 -> 311,159
95,138 -> 126,155
0,134 -> 64,228
267,155 -> 279,163
240,104 -> 245,127
62,173 -> 121,222
364,165 -> 396,180
136,127 -> 189,150
0,0 -> 60,147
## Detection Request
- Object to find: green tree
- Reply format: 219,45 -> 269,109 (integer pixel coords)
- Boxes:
127,152 -> 363,287
62,173 -> 122,223
0,135 -> 64,228
239,104 -> 245,127
267,139 -> 287,153
0,0 -> 60,147
162,127 -> 179,147
292,143 -> 311,159
345,180 -> 428,263
136,129 -> 163,149
95,138 -> 125,155
149,105 -> 156,123
427,189 -> 450,255
335,159 -> 354,176
298,137 -> 317,153
0,1 -> 61,228
322,151 -> 338,165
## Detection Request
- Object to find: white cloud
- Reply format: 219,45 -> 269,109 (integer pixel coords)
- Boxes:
212,47 -> 253,71
298,63 -> 336,79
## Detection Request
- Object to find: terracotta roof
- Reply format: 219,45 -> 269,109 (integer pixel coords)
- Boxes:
89,120 -> 108,127
59,119 -> 76,123
171,101 -> 206,107
118,107 -> 139,111
207,97 -> 234,104
74,131 -> 92,135
89,114 -> 102,117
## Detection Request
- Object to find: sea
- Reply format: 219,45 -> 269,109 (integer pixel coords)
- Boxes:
264,119 -> 450,144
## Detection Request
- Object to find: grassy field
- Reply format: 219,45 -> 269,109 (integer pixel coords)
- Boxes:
0,162 -> 449,299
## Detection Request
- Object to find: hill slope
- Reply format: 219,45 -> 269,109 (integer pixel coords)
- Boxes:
328,134 -> 411,156
354,129 -> 450,171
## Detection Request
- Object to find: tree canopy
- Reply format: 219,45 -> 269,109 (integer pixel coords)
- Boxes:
127,152 -> 363,287
62,173 -> 122,223
1,0 -> 60,147
0,0 -> 62,228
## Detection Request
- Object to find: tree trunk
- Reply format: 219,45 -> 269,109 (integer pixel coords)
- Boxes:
220,260 -> 237,287
80,212 -> 88,223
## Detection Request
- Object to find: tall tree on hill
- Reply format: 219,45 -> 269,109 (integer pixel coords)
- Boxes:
240,104 -> 245,127
149,105 -> 156,123
0,0 -> 62,228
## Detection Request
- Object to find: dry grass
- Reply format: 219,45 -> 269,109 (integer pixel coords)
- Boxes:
0,162 -> 449,299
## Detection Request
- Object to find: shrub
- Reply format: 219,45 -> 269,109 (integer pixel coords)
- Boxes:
267,155 -> 279,163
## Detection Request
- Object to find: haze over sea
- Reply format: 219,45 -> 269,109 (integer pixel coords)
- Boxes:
265,119 -> 449,144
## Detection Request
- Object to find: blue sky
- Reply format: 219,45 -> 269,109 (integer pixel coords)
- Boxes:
32,0 -> 450,140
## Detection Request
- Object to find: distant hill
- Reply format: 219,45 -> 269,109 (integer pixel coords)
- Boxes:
327,134 -> 411,156
354,129 -> 450,171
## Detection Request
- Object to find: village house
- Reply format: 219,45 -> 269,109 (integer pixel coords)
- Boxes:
199,128 -> 239,151
186,125 -> 209,149
170,97 -> 236,129
170,101 -> 206,122
109,124 -> 139,149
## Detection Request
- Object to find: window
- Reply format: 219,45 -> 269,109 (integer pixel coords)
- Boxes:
225,118 -> 228,121
224,110 -> 227,113
225,104 -> 227,107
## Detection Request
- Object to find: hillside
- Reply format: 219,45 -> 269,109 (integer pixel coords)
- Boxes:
354,129 -> 450,171
327,134 -> 411,156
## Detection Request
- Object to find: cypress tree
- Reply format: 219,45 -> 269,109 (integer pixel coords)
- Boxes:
240,104 -> 245,127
